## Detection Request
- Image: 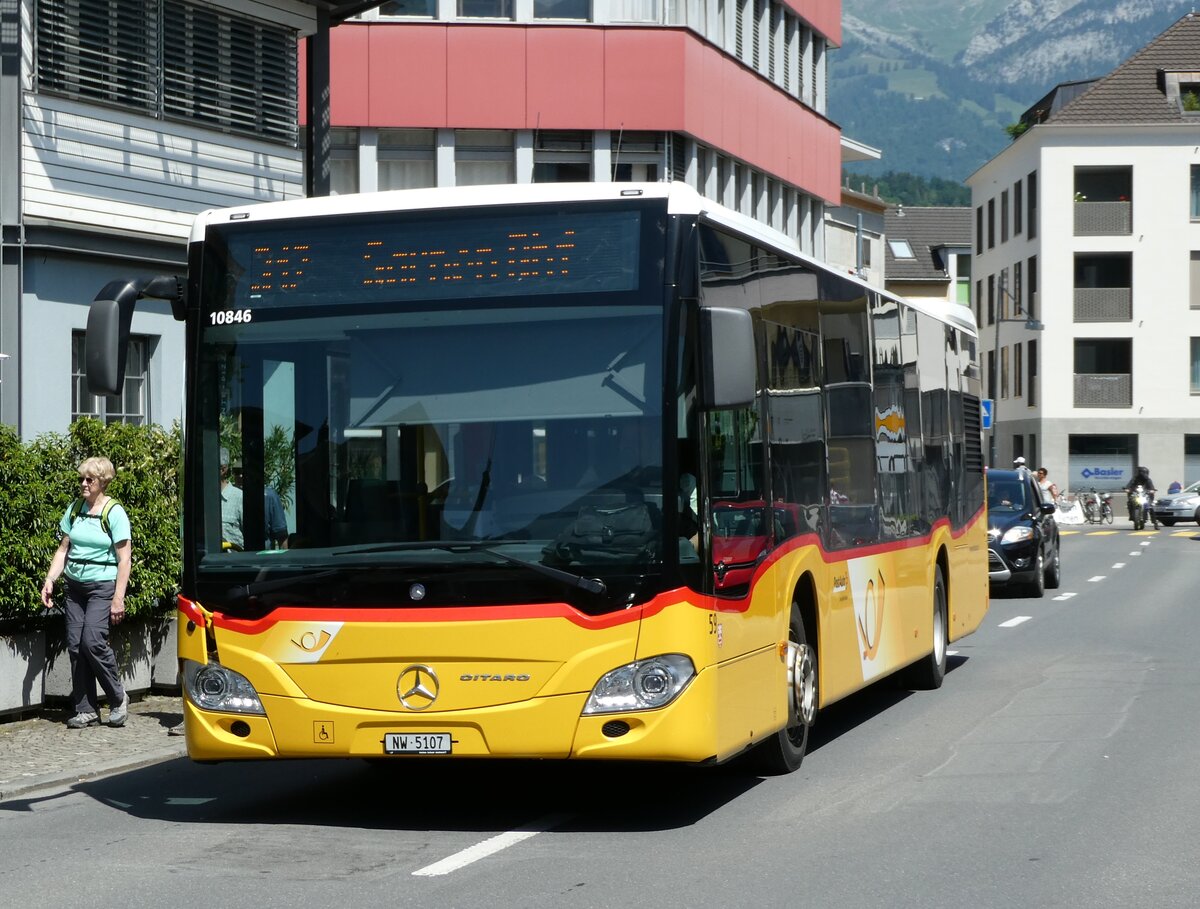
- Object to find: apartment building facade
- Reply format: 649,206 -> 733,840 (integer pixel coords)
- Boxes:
967,13 -> 1200,490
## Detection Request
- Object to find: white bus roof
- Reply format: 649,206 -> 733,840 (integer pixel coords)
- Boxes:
192,181 -> 977,338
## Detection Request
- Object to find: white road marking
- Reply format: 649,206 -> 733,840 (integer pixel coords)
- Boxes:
999,616 -> 1032,628
413,815 -> 565,877
1088,575 -> 1106,582
1112,563 -> 1125,569
1141,541 -> 1152,546
1052,593 -> 1077,601
1130,551 -> 1141,556
947,650 -> 959,656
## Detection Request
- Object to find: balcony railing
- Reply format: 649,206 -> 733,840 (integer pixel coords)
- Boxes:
1074,201 -> 1132,235
1074,373 -> 1132,407
1074,287 -> 1132,321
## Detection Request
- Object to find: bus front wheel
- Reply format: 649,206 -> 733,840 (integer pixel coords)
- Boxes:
754,603 -> 816,775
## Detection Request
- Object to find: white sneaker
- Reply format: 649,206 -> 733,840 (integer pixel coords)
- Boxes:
66,712 -> 100,729
108,692 -> 129,727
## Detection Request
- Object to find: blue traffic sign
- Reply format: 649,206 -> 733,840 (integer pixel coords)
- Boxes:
981,399 -> 993,430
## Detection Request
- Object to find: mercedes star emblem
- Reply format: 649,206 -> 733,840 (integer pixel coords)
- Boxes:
397,664 -> 439,711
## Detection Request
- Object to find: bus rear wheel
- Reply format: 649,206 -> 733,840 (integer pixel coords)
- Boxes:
754,603 -> 816,775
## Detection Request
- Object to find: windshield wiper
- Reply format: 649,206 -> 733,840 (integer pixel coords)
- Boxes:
450,543 -> 607,595
331,541 -> 605,595
225,568 -> 344,604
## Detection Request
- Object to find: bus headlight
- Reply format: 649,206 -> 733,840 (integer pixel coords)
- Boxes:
182,659 -> 266,715
582,654 -> 695,715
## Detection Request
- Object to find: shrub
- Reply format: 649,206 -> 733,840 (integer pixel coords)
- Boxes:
0,420 -> 182,621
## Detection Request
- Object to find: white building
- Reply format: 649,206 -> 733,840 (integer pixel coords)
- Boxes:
0,0 -> 367,438
967,13 -> 1200,492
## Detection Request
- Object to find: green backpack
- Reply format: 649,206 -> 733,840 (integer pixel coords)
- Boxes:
67,497 -> 119,553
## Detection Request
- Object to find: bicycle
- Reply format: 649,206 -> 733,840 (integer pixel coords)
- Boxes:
1080,489 -> 1100,524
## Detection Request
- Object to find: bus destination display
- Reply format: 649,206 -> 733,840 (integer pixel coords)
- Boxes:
223,209 -> 643,311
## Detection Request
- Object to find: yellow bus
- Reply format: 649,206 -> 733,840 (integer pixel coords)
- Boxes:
86,182 -> 988,773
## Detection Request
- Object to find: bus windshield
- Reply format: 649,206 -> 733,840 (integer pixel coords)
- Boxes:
190,202 -> 669,607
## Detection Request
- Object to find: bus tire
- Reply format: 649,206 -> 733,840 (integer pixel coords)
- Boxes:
904,565 -> 947,690
754,602 -> 816,775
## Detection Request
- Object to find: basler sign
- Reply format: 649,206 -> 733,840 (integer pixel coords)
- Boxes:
1068,461 -> 1130,491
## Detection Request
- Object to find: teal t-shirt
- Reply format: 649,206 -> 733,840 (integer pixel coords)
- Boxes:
60,500 -> 132,583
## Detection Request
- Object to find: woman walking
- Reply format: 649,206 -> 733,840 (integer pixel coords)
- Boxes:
41,456 -> 132,728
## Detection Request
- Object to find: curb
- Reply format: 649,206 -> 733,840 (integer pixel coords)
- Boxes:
0,744 -> 187,803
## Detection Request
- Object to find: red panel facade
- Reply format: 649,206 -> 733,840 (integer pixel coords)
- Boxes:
311,23 -> 842,204
526,28 -> 606,127
446,27 -> 529,127
370,25 -> 447,125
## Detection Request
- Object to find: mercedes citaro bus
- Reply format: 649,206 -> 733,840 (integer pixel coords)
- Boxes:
85,182 -> 988,773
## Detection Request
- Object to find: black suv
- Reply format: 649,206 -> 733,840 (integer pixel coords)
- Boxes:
986,468 -> 1062,597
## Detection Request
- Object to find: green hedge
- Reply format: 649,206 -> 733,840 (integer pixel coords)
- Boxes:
0,419 -> 182,621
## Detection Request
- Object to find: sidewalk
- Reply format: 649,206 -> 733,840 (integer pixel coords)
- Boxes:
0,694 -> 187,801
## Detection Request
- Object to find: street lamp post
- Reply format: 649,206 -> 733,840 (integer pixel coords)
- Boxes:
989,283 -> 1043,468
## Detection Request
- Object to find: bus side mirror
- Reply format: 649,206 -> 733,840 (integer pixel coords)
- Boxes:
700,306 -> 756,410
86,279 -> 143,397
85,275 -> 184,396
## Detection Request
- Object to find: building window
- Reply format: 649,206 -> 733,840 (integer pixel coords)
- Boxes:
36,0 -> 298,145
1192,252 -> 1200,309
72,332 -> 149,425
458,0 -> 513,17
1074,253 -> 1132,322
987,198 -> 995,249
1193,166 -> 1200,220
1192,338 -> 1200,394
613,0 -> 661,22
1027,255 -> 1038,318
1027,171 -> 1038,241
378,129 -> 435,190
1001,190 -> 1009,243
975,205 -> 982,254
1014,178 -> 1023,235
987,274 -> 995,325
1074,165 -> 1132,235
612,130 -> 663,182
987,350 -> 995,400
1028,339 -> 1037,407
534,131 -> 592,182
379,0 -> 436,14
328,128 -> 359,195
1187,435 -> 1200,483
1001,346 -> 1009,399
975,278 -> 982,327
455,130 -> 515,185
1013,261 -> 1023,313
1074,338 -> 1132,407
533,0 -> 589,18
1014,342 -> 1023,398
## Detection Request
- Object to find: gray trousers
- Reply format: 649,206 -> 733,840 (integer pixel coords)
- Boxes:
64,578 -> 125,715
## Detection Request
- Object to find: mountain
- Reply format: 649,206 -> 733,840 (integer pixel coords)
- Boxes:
832,0 -> 1196,183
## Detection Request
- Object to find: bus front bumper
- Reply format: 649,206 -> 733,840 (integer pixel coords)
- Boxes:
181,668 -> 740,765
